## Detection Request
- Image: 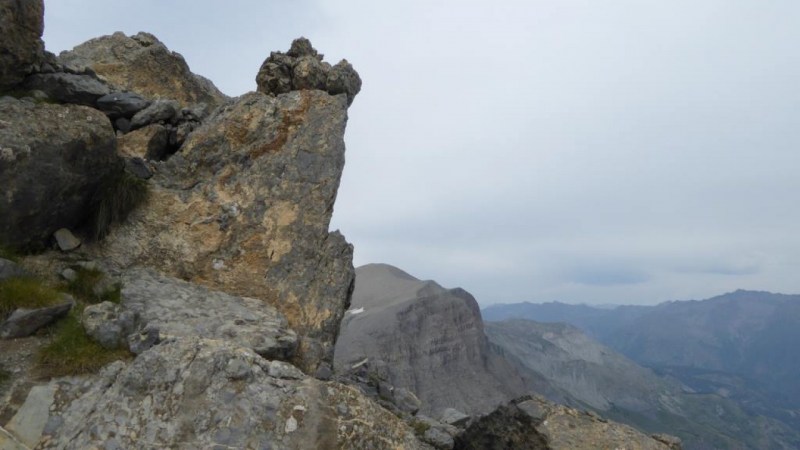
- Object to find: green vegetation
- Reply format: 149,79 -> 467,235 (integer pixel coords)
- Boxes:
36,309 -> 130,378
0,244 -> 20,262
90,171 -> 149,240
0,277 -> 62,320
65,267 -> 121,304
410,419 -> 431,436
0,269 -> 129,378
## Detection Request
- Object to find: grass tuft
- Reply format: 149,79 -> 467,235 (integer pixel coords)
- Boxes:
89,171 -> 149,240
36,309 -> 131,378
65,267 -> 121,304
410,419 -> 431,436
0,277 -> 63,320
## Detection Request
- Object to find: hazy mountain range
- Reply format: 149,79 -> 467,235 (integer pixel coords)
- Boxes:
484,290 -> 800,447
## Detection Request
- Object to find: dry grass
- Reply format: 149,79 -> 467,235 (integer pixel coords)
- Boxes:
90,171 -> 149,240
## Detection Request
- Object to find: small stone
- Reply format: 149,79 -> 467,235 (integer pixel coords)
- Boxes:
96,92 -> 150,119
128,324 -> 160,354
53,228 -> 81,251
60,267 -> 78,282
130,99 -> 179,130
423,427 -> 454,449
124,157 -> 153,179
268,361 -> 304,380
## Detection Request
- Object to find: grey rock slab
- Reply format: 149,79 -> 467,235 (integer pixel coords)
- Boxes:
267,360 -> 305,380
130,98 -> 179,129
0,426 -> 29,450
440,408 -> 470,427
0,295 -> 74,339
37,338 -> 428,449
4,383 -> 56,447
53,228 -> 80,252
96,92 -> 150,119
0,258 -> 27,281
22,73 -> 110,106
120,268 -> 297,360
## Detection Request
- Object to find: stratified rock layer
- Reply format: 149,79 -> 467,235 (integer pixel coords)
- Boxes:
58,32 -> 228,109
93,90 -> 355,373
0,97 -> 120,250
35,338 -> 429,449
334,264 -> 526,416
0,0 -> 45,89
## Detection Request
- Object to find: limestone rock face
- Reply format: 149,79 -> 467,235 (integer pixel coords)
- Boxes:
92,90 -> 355,373
334,264 -> 527,417
37,338 -> 429,450
58,32 -> 228,109
0,0 -> 45,89
454,396 -> 677,450
0,97 -> 120,250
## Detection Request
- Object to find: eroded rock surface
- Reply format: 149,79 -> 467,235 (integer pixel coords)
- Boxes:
93,90 -> 355,373
58,32 -> 228,109
36,338 -> 429,450
0,97 -> 120,250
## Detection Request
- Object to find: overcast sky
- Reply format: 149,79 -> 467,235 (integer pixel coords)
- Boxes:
43,1 -> 800,306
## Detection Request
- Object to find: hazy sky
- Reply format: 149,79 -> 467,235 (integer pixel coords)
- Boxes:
43,1 -> 800,306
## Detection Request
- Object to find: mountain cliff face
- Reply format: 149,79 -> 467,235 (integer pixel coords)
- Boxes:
334,263 -> 526,417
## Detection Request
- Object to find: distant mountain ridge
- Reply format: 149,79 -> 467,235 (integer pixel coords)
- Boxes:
483,290 -> 800,439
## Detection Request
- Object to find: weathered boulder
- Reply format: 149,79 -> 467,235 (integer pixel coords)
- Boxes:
91,90 -> 355,373
257,37 -> 362,105
21,72 -> 110,106
53,228 -> 80,251
31,338 -> 430,449
120,268 -> 298,360
0,294 -> 74,339
0,96 -> 120,250
334,264 -> 526,416
81,301 -> 136,349
0,0 -> 45,89
454,395 -> 678,450
58,32 -> 228,109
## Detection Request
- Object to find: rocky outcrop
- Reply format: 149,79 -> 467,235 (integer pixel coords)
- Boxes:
454,396 -> 680,450
454,395 -> 676,450
334,264 -> 526,416
32,338 -> 429,449
58,32 -> 228,109
0,96 -> 120,250
257,37 -> 362,105
0,0 -> 45,89
91,89 -> 355,373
